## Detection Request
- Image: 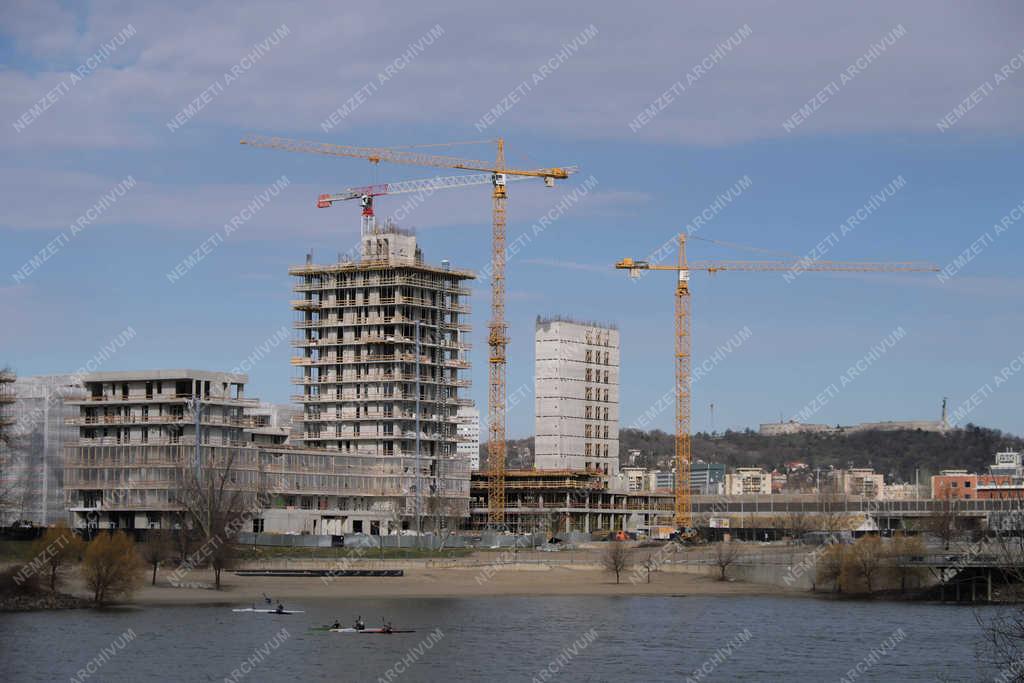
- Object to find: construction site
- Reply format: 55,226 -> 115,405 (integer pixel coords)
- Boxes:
0,134 -> 1009,544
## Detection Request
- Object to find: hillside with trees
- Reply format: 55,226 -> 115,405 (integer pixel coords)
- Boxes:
619,425 -> 1024,483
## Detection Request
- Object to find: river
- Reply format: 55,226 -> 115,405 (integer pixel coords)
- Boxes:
1,595 -> 1006,681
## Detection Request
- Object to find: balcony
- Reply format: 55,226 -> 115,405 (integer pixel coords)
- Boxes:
67,414 -> 255,427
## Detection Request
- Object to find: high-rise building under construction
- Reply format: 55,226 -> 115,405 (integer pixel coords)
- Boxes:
290,226 -> 474,517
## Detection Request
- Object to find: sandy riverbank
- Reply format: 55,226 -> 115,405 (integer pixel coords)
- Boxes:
115,564 -> 781,606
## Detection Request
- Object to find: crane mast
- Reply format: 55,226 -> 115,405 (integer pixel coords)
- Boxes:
488,139 -> 508,526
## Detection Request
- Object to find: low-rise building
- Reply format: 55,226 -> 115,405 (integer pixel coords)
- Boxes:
932,469 -> 976,500
834,468 -> 885,499
620,466 -> 648,492
724,467 -> 770,496
690,462 -> 725,496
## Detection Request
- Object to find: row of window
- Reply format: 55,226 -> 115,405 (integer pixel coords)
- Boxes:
584,350 -> 611,365
584,368 -> 611,383
584,424 -> 611,439
584,443 -> 610,458
584,388 -> 611,402
584,406 -> 610,420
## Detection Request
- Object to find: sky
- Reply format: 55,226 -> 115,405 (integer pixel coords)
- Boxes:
1,1 -> 1023,438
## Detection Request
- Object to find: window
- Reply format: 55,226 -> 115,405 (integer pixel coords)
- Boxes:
585,368 -> 592,382
585,388 -> 592,401
964,481 -> 972,488
603,351 -> 609,365
585,350 -> 592,363
603,407 -> 609,421
585,406 -> 592,419
603,389 -> 609,402
585,425 -> 592,438
603,426 -> 609,439
603,370 -> 609,384
252,518 -> 265,533
585,443 -> 592,456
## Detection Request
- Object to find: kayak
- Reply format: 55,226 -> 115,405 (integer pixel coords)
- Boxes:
328,628 -> 416,634
232,608 -> 305,614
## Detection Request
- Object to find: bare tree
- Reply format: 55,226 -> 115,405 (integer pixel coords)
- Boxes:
774,511 -> 815,541
816,543 -> 846,593
844,535 -> 885,594
980,522 -> 1024,679
139,531 -> 174,586
174,450 -> 252,590
888,532 -> 927,594
713,541 -> 741,581
602,541 -> 632,584
816,490 -> 849,535
31,521 -> 85,591
82,531 -> 144,605
928,491 -> 961,551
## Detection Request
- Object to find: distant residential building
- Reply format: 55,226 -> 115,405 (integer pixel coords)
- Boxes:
621,466 -> 648,492
649,469 -> 674,492
932,470 -> 976,500
690,462 -> 725,495
976,475 -> 1024,500
456,406 -> 480,470
834,468 -> 884,499
770,469 -> 787,494
881,482 -> 923,500
534,317 -> 620,476
725,467 -> 770,495
627,448 -> 642,466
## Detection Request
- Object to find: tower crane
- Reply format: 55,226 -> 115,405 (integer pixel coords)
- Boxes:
317,172 -> 530,235
241,135 -> 576,527
616,233 -> 938,534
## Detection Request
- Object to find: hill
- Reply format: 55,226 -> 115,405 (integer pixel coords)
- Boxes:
619,425 -> 1024,482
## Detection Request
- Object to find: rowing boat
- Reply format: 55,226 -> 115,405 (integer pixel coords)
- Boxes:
231,608 -> 305,614
328,628 -> 416,634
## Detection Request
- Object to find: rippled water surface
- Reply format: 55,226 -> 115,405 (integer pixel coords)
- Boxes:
1,595 -> 1002,681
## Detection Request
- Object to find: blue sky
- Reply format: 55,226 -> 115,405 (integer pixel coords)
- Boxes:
2,1 -> 1023,437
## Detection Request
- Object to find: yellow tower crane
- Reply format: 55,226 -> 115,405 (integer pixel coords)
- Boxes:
616,233 -> 938,532
240,135 -> 575,526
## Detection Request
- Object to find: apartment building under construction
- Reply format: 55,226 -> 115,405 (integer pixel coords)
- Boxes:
289,226 -> 474,523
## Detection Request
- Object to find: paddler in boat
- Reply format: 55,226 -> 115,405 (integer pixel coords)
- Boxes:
354,615 -> 365,631
275,603 -> 285,614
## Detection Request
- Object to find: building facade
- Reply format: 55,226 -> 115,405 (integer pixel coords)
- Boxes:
724,467 -> 771,495
690,462 -> 725,495
534,317 -> 620,476
456,405 -> 480,471
289,227 -> 473,523
833,468 -> 885,499
3,375 -> 86,525
63,369 -> 471,534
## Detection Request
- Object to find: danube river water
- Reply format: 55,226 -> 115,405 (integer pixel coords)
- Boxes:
0,595 -> 1005,681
